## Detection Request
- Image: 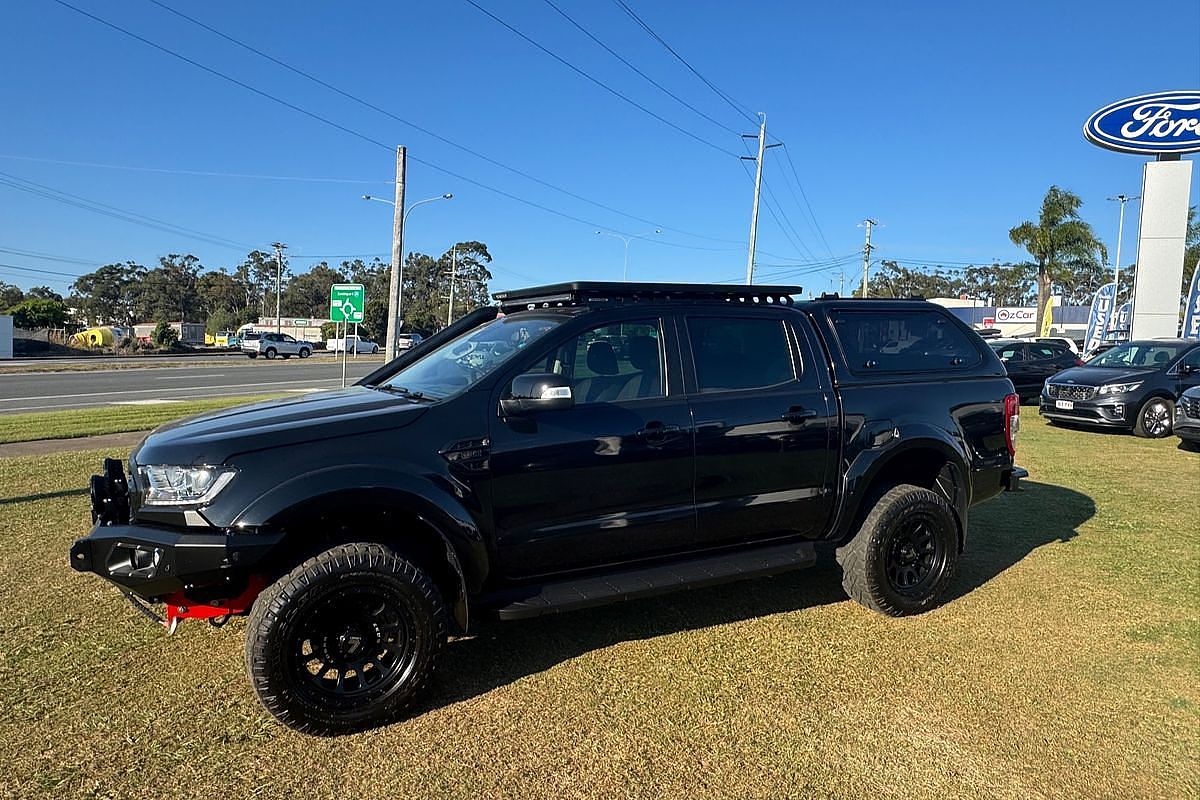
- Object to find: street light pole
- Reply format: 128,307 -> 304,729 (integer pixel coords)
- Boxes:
363,182 -> 452,361
595,229 -> 661,280
271,242 -> 286,333
1106,194 -> 1140,299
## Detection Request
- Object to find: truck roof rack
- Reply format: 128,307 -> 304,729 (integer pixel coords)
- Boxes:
493,281 -> 804,311
816,292 -> 926,301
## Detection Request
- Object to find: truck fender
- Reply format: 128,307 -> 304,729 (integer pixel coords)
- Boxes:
230,464 -> 490,597
830,423 -> 971,546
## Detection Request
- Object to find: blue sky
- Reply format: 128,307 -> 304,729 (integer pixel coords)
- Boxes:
2,0 -> 1198,299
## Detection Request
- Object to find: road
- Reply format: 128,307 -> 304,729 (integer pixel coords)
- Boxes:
0,359 -> 383,413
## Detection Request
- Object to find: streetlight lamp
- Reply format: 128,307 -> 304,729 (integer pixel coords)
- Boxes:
595,229 -> 661,281
362,192 -> 452,359
1105,194 -> 1140,298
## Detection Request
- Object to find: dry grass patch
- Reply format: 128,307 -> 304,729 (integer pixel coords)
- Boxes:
0,409 -> 1196,799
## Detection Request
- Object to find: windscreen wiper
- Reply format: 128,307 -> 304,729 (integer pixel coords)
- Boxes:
372,385 -> 438,402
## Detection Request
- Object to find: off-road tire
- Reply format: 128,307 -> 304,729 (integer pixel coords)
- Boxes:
836,484 -> 959,617
264,347 -> 277,360
1133,397 -> 1174,438
245,542 -> 447,735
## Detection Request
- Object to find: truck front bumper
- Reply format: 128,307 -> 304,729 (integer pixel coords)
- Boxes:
71,457 -> 280,603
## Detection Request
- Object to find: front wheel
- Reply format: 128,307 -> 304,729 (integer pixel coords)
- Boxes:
1133,397 -> 1174,438
245,542 -> 447,735
371,345 -> 379,354
299,348 -> 310,359
836,484 -> 959,616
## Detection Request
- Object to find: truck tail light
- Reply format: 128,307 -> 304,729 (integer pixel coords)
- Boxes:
1004,392 -> 1020,457
1074,357 -> 1085,367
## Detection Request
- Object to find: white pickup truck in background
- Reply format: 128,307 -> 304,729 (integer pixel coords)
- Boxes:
327,334 -> 380,354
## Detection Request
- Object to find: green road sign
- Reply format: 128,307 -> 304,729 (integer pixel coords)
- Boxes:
329,283 -> 365,323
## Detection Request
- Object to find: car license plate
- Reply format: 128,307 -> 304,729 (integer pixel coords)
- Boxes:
1055,399 -> 1074,410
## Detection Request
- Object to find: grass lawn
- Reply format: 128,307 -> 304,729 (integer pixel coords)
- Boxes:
0,408 -> 1196,798
0,395 -> 291,444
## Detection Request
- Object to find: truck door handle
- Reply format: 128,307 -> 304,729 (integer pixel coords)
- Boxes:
782,406 -> 819,424
636,421 -> 682,440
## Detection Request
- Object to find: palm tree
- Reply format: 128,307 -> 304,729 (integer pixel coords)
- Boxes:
1009,186 -> 1107,333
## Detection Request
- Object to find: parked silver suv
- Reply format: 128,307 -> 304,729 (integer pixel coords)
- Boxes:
242,332 -> 311,360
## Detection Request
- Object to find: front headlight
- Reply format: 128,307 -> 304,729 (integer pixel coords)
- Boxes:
1098,381 -> 1142,395
139,465 -> 237,506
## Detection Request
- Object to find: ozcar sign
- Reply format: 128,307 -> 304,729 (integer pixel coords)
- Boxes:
1084,91 -> 1200,155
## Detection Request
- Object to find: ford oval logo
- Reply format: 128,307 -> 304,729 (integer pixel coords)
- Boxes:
1084,91 -> 1200,155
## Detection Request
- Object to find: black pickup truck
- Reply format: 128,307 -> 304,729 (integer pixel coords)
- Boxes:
72,282 -> 1025,735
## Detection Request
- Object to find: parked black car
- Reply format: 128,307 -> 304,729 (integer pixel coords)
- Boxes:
72,283 -> 1025,735
1176,386 -> 1200,451
1039,339 -> 1200,437
990,339 -> 1084,402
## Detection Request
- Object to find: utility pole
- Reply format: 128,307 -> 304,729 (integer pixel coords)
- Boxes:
271,242 -> 286,333
384,145 -> 407,362
838,269 -> 845,296
741,113 -> 782,284
446,243 -> 458,327
859,219 -> 877,297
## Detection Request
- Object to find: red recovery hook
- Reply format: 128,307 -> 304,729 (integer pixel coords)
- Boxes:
161,576 -> 266,634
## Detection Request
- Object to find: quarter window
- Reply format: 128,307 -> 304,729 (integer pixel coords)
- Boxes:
687,317 -> 795,393
830,310 -> 981,372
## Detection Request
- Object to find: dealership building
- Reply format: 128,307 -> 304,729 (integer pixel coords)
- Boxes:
930,297 -> 1092,339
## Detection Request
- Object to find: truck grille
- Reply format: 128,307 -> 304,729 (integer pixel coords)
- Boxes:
1182,396 -> 1200,419
1048,383 -> 1095,401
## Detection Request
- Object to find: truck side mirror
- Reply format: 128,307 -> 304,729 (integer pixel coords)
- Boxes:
1181,364 -> 1196,376
500,373 -> 575,416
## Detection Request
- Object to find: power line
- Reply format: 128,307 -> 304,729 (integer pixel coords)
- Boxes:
0,261 -> 87,280
144,1 -> 746,245
462,0 -> 740,158
0,171 -> 258,251
0,154 -> 391,184
0,246 -> 101,266
776,145 -> 836,260
538,0 -> 741,137
52,0 -> 753,249
610,0 -> 758,125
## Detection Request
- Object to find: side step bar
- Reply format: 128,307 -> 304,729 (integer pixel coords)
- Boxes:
492,540 -> 816,620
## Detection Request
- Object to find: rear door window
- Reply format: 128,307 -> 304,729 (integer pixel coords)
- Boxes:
686,316 -> 796,393
829,309 -> 982,373
1029,343 -> 1062,361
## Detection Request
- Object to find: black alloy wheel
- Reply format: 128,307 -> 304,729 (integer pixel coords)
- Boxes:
837,483 -> 959,616
883,514 -> 948,597
287,580 -> 418,705
245,542 -> 447,735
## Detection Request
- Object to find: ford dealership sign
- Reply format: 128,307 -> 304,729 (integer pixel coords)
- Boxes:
1084,91 -> 1200,155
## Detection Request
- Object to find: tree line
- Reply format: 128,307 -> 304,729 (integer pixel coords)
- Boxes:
0,242 -> 494,343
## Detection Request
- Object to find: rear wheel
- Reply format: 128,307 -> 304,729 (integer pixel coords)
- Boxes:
245,542 -> 447,735
836,484 -> 959,616
265,347 -> 277,360
247,352 -> 258,359
1133,397 -> 1174,438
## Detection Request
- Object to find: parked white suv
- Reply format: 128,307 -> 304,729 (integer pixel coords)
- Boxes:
243,332 -> 312,360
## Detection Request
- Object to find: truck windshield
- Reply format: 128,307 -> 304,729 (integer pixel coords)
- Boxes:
379,314 -> 562,399
1088,341 -> 1185,369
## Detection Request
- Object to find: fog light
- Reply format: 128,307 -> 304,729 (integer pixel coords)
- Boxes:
1113,403 -> 1124,418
